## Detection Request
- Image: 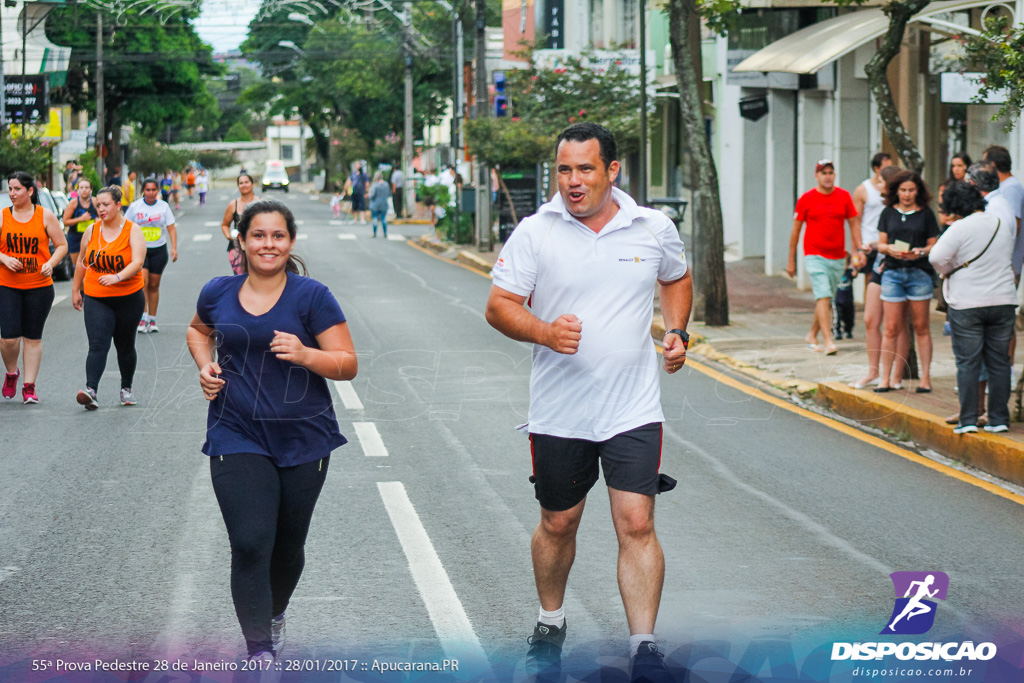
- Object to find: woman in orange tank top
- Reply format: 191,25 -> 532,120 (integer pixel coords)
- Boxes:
71,185 -> 146,409
0,171 -> 68,404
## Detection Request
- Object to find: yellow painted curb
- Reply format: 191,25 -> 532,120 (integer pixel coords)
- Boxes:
817,382 -> 1024,488
456,250 -> 494,275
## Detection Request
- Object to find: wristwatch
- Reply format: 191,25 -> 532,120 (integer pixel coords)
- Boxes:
666,328 -> 690,349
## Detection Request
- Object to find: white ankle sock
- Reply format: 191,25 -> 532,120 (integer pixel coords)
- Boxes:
630,634 -> 655,657
538,606 -> 565,628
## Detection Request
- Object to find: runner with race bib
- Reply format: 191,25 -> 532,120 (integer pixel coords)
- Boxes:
126,179 -> 177,333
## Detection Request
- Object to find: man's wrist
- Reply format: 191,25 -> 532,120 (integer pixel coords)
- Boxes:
666,328 -> 689,349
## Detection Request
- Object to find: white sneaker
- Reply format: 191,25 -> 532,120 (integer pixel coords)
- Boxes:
120,388 -> 136,406
148,320 -> 159,333
984,424 -> 1009,433
953,424 -> 978,434
138,319 -> 150,334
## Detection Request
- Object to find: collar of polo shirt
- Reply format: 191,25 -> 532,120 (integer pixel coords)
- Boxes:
542,186 -> 642,234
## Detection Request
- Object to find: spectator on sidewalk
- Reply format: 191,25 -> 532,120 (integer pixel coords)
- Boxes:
787,160 -> 863,356
874,170 -> 939,394
930,181 -> 1017,434
349,162 -> 369,224
390,165 -> 404,219
982,146 -> 1024,274
938,153 -> 971,227
851,158 -> 908,389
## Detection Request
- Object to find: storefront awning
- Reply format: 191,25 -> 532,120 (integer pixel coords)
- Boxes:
732,0 -> 991,75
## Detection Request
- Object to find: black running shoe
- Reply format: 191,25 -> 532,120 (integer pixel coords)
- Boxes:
631,642 -> 673,683
526,621 -> 566,680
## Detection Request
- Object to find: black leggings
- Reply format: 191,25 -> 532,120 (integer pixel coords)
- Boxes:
210,453 -> 330,656
83,290 -> 145,390
0,285 -> 54,339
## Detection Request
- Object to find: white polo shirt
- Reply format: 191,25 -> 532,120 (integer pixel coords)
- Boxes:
492,186 -> 688,441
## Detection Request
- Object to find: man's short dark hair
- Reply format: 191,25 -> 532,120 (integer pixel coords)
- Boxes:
942,181 -> 988,218
556,123 -> 617,169
967,162 -> 1000,193
983,145 -> 1012,174
871,153 -> 891,170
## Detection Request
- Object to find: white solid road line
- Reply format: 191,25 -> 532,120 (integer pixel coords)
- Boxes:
192,234 -> 213,242
338,233 -> 357,240
377,482 -> 490,666
353,421 -> 388,457
332,380 -> 364,410
51,295 -> 67,308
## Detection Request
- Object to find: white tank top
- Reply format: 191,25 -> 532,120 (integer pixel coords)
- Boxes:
860,178 -> 884,246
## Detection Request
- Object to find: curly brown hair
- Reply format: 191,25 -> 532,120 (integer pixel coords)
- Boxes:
884,170 -> 931,209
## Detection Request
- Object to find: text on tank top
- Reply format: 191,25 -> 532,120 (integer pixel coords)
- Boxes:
0,206 -> 53,289
83,220 -> 144,297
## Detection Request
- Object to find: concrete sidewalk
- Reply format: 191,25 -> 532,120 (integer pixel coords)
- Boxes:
416,234 -> 1024,489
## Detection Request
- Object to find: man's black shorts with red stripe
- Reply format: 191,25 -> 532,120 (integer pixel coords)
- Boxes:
529,422 -> 665,512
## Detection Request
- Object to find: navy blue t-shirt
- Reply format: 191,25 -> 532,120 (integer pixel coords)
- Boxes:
196,272 -> 348,466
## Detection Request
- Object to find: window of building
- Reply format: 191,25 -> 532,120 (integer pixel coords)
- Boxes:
280,144 -> 295,161
590,0 -> 604,48
618,0 -> 636,48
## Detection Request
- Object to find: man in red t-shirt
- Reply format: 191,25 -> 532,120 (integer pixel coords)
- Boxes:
787,160 -> 863,355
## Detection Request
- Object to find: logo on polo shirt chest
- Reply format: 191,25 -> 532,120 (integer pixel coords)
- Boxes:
618,257 -> 649,263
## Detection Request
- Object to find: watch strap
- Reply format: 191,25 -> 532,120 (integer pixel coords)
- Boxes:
666,328 -> 689,348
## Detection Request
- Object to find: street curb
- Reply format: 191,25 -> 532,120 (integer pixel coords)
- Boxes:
816,383 -> 1024,488
456,250 -> 493,274
650,318 -> 818,398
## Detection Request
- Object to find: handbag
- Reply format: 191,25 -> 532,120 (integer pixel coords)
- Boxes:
941,219 -> 1000,280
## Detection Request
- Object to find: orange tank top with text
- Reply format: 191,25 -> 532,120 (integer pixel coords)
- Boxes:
83,220 -> 144,298
0,206 -> 53,290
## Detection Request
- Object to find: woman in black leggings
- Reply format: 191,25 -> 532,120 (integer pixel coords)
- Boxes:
71,186 -> 146,409
187,200 -> 357,665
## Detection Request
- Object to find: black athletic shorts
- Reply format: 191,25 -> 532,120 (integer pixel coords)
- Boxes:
143,244 -> 169,275
351,193 -> 365,212
529,422 -> 666,511
0,284 -> 55,340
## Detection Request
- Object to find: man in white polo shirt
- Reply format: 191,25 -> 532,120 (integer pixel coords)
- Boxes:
485,123 -> 692,683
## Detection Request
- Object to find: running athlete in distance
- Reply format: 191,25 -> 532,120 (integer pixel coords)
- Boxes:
71,186 -> 146,409
62,177 -> 99,276
220,173 -> 257,275
485,123 -> 692,683
0,171 -> 68,404
187,199 -> 357,668
126,179 -> 177,333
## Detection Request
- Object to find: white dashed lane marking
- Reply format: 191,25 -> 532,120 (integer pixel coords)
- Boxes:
353,422 -> 388,457
192,234 -> 213,242
338,234 -> 357,240
377,482 -> 489,666
386,234 -> 406,241
204,221 -> 221,227
332,380 -> 364,410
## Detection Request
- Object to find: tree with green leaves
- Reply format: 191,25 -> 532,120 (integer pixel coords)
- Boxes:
45,4 -> 222,163
127,135 -> 191,178
464,117 -> 553,224
961,17 -> 1024,129
0,135 -> 55,178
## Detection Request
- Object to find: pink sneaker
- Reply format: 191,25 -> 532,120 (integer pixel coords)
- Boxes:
22,383 -> 38,404
2,369 -> 19,399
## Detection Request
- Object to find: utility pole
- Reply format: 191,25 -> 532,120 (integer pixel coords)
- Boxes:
638,0 -> 647,205
403,1 -> 414,219
21,0 -> 27,135
95,11 -> 105,182
1,3 -> 6,135
473,0 -> 491,250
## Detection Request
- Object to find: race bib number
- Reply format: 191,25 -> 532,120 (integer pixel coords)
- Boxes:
142,226 -> 162,242
77,219 -> 95,234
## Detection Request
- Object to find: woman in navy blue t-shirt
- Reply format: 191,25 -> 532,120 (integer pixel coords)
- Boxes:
186,199 -> 357,665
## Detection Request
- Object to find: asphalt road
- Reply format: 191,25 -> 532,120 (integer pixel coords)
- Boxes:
1,189 -> 1022,682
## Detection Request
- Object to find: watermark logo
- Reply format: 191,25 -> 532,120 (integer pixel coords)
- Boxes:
881,571 -> 949,635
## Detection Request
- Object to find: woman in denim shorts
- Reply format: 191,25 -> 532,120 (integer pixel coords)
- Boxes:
875,170 -> 940,393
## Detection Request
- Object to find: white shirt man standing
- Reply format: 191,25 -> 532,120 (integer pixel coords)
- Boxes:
485,122 -> 692,683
